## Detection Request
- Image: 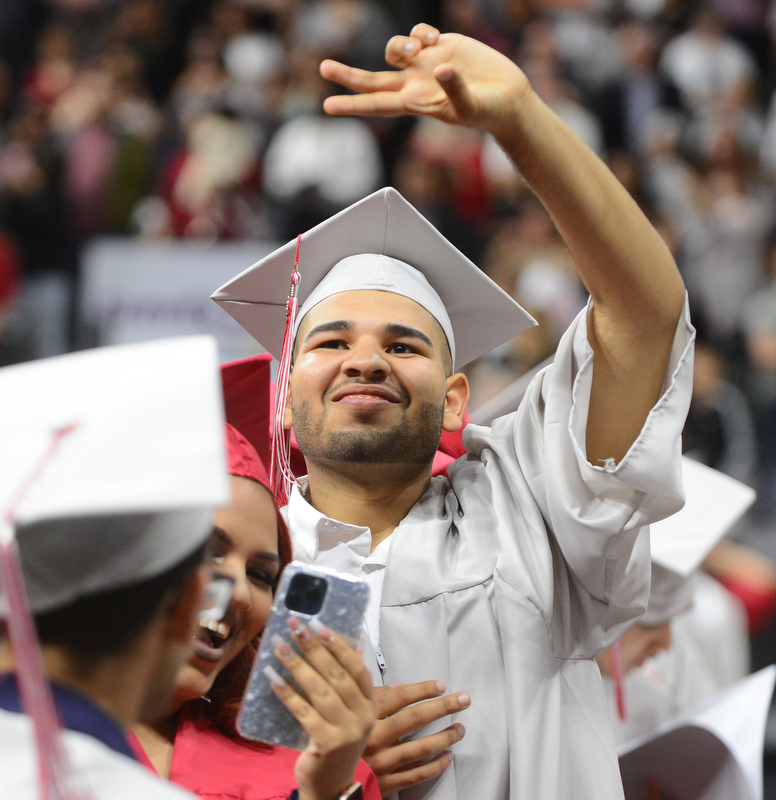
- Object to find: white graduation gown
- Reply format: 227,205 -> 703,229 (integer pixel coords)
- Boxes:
0,708 -> 196,800
287,301 -> 695,800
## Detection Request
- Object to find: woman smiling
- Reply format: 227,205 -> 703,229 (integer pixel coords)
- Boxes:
131,380 -> 379,800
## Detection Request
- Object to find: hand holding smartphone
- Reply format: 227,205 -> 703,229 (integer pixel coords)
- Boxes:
238,562 -> 370,750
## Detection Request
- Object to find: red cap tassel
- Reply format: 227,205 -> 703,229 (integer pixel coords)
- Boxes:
611,640 -> 628,722
270,235 -> 302,506
1,423 -> 92,800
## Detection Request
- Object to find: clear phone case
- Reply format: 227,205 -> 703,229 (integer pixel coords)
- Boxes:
237,561 -> 370,750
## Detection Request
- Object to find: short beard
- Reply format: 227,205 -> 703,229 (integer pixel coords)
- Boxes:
292,399 -> 444,466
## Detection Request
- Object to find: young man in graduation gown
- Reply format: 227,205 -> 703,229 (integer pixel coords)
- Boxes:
213,24 -> 695,800
0,337 -> 228,800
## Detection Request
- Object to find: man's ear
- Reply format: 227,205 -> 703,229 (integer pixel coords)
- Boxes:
165,567 -> 208,646
282,379 -> 293,430
442,372 -> 470,433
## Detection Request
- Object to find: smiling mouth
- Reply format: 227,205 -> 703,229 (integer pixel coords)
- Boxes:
191,618 -> 236,663
329,384 -> 403,404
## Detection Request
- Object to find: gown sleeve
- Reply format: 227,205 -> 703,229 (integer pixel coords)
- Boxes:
465,296 -> 695,657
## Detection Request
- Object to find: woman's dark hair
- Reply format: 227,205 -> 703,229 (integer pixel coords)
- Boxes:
203,509 -> 293,738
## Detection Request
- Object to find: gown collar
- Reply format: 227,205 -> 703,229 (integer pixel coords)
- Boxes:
0,671 -> 136,761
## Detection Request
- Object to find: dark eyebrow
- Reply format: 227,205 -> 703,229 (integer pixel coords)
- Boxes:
212,526 -> 282,563
384,323 -> 433,348
251,551 -> 282,564
212,526 -> 232,547
303,319 -> 354,343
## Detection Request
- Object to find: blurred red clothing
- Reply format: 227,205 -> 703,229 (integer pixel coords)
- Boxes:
129,700 -> 380,800
0,233 -> 21,304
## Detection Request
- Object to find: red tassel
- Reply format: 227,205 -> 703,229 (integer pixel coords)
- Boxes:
1,422 -> 92,800
611,641 -> 628,722
270,235 -> 303,506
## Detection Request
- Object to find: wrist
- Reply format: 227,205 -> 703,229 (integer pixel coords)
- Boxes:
293,782 -> 363,800
485,83 -> 537,145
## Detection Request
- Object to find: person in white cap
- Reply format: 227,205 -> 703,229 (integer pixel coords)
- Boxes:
0,337 -> 230,800
213,23 -> 695,800
597,458 -> 753,747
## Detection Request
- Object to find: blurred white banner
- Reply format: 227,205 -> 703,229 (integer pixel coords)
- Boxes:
80,238 -> 279,364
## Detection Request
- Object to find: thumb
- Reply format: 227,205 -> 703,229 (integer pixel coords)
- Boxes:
433,63 -> 477,121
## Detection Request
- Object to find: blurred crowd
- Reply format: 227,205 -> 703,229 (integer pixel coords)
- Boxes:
5,0 -> 776,525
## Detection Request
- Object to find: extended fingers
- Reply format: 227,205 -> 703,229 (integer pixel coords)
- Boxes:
268,635 -> 374,749
367,723 -> 465,767
366,681 -> 469,796
285,619 -> 374,717
306,619 -> 374,699
320,59 -> 404,94
264,651 -> 324,731
409,24 -> 441,46
374,680 -> 446,718
386,24 -> 441,66
378,750 -> 454,796
365,723 -> 463,796
384,25 -> 440,68
322,89 -> 415,118
372,691 -> 471,746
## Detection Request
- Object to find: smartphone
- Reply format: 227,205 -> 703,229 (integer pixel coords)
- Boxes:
237,561 -> 370,750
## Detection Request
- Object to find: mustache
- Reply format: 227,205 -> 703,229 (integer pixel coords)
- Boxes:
323,379 -> 411,405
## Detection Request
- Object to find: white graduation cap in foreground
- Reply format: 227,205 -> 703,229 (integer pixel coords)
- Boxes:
0,335 -> 229,800
0,335 -> 230,612
618,666 -> 776,800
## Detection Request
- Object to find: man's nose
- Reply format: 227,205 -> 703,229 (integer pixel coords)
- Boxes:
342,339 -> 390,378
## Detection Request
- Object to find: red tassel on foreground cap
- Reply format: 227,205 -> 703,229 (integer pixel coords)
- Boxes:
270,234 -> 302,506
1,422 -> 92,800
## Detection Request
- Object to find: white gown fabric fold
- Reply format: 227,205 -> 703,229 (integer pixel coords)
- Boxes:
287,301 -> 695,800
605,574 -> 750,746
0,708 -> 195,799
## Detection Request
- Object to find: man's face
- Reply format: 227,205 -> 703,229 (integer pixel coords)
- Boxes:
287,289 -> 462,468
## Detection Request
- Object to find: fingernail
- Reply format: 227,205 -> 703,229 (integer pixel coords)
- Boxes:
426,31 -> 435,42
308,618 -> 333,641
457,693 -> 471,708
446,752 -> 454,765
453,723 -> 465,738
288,617 -> 310,642
271,633 -> 294,659
435,681 -> 446,693
404,41 -> 417,54
263,664 -> 287,688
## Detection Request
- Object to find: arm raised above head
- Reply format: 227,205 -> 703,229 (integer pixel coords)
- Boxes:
320,24 -> 689,466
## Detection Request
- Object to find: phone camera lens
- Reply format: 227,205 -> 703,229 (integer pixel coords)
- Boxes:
286,573 -> 328,616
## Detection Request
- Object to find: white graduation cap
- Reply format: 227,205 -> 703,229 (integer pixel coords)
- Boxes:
618,665 -> 776,800
0,335 -> 230,613
211,186 -> 536,371
0,336 -> 229,800
642,457 -> 756,626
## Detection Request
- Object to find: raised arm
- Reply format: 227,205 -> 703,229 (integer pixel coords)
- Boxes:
320,24 -> 688,466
